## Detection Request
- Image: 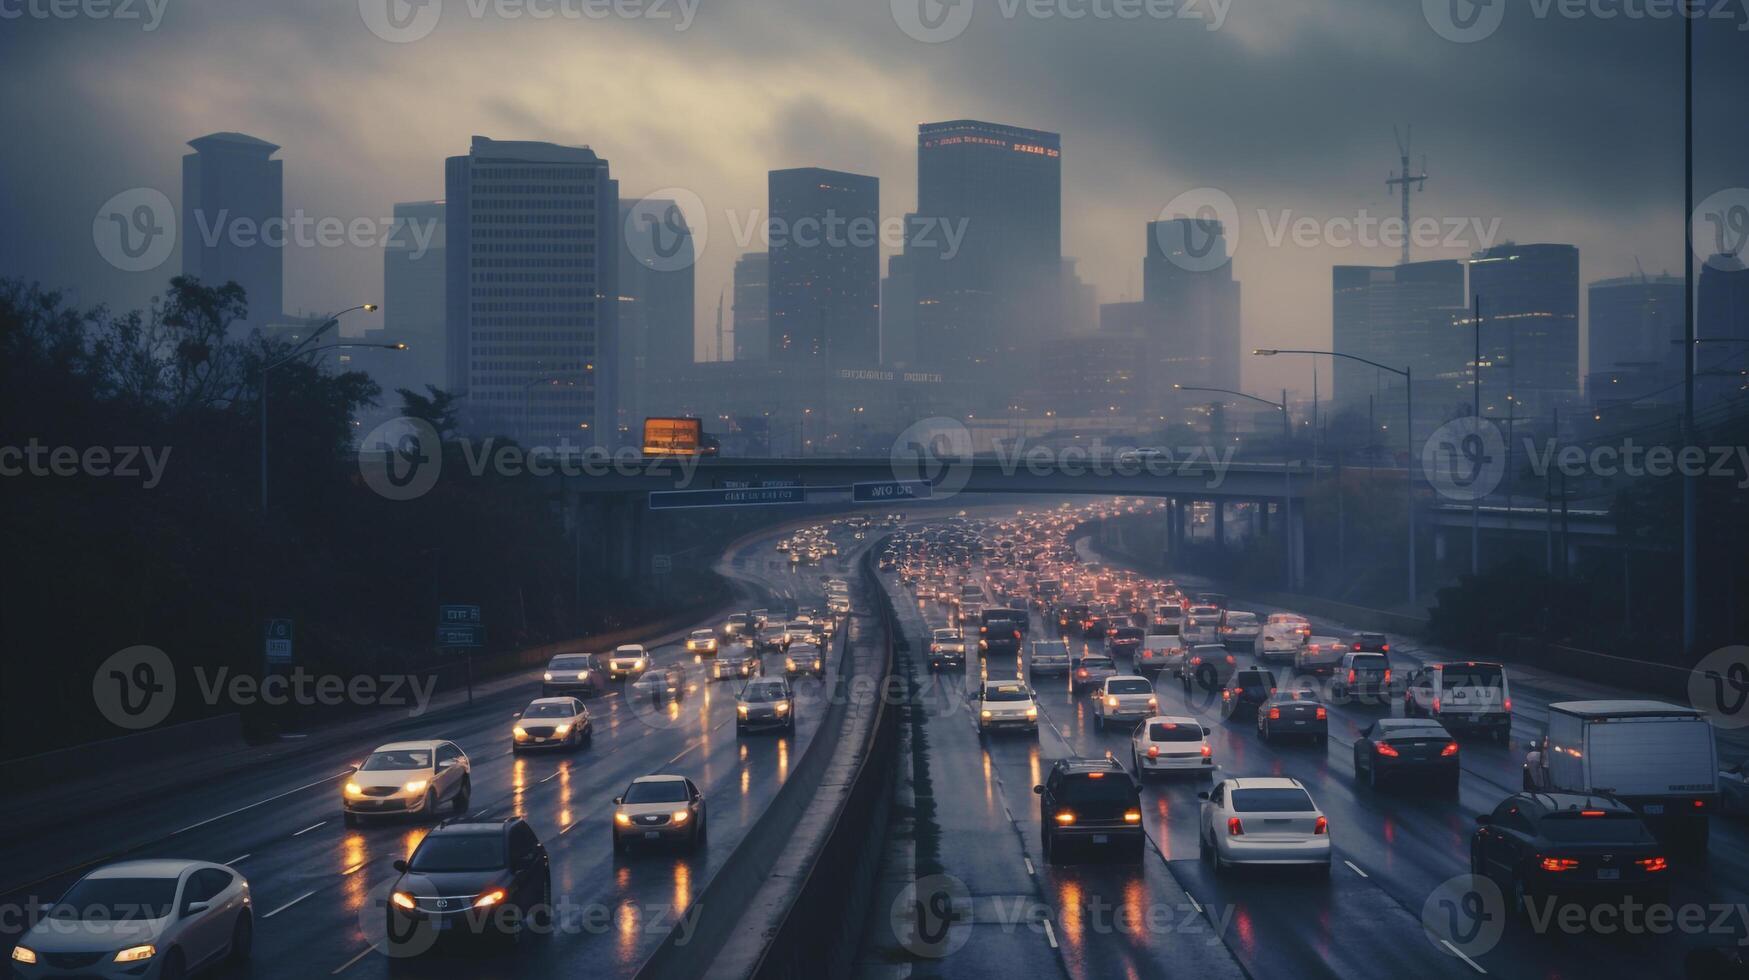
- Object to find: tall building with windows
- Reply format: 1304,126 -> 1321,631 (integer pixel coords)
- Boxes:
1331,259 -> 1467,424
1586,273 -> 1685,406
767,168 -> 879,363
1466,243 -> 1580,417
182,132 -> 282,333
1697,253 -> 1749,411
617,198 -> 695,426
908,120 -> 1062,383
732,251 -> 770,362
1144,218 -> 1242,395
444,136 -> 617,448
375,199 -> 447,402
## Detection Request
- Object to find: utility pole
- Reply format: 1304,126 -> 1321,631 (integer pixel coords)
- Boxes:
1387,125 -> 1429,266
1472,293 -> 1482,575
1681,10 -> 1697,655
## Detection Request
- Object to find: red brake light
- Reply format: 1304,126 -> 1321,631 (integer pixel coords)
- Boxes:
1200,744 -> 1212,757
1086,771 -> 1104,779
1268,707 -> 1281,720
1383,669 -> 1392,683
1376,743 -> 1400,757
1580,809 -> 1607,817
1504,697 -> 1512,713
1432,697 -> 1441,714
1347,669 -> 1357,684
1227,817 -> 1244,836
1441,741 -> 1460,756
1147,744 -> 1160,759
1693,799 -> 1707,809
1316,707 -> 1328,720
1381,643 -> 1389,652
1225,655 -> 1235,664
1539,857 -> 1579,872
1314,816 -> 1328,835
1637,857 -> 1669,872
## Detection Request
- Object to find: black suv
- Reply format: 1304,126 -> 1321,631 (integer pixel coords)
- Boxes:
979,608 -> 1027,659
1034,757 -> 1144,864
386,819 -> 551,947
1471,793 -> 1670,913
1220,667 -> 1277,720
1347,631 -> 1390,654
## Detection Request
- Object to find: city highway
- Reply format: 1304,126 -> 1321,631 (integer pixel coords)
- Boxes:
868,508 -> 1749,980
0,521 -> 875,979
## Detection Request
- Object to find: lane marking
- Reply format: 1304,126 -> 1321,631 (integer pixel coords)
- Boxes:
343,861 -> 367,876
171,770 -> 354,838
539,771 -> 562,784
262,890 -> 315,919
291,821 -> 327,838
1343,859 -> 1368,878
1023,857 -> 1035,875
330,946 -> 374,974
1187,893 -> 1203,915
1041,918 -> 1059,949
1440,939 -> 1487,974
224,854 -> 250,865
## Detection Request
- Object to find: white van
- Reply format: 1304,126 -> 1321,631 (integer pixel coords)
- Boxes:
1402,661 -> 1511,742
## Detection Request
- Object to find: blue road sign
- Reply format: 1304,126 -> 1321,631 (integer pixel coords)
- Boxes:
852,480 -> 933,503
436,624 -> 486,647
649,486 -> 806,509
264,619 -> 294,664
440,604 -> 482,625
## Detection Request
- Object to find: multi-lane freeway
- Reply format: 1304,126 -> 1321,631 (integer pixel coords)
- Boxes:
0,520 -> 877,979
864,503 -> 1749,980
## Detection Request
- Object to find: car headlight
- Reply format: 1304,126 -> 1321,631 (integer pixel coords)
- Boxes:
11,946 -> 37,965
113,945 -> 156,964
474,889 -> 506,909
404,779 -> 428,794
1026,706 -> 1039,719
577,671 -> 590,680
786,659 -> 796,669
634,659 -> 646,669
391,891 -> 417,911
554,723 -> 571,736
670,810 -> 690,824
615,812 -> 632,825
345,782 -> 363,797
775,701 -> 790,714
513,726 -> 528,739
543,672 -> 554,681
981,709 -> 993,719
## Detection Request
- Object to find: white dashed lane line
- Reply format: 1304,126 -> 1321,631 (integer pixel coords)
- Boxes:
290,821 -> 326,838
262,890 -> 315,919
1344,859 -> 1369,878
1440,940 -> 1488,974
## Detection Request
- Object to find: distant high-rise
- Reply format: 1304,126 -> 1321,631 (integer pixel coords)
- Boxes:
1331,259 -> 1466,420
767,167 -> 879,363
1144,218 -> 1241,394
444,136 -> 617,448
909,120 -> 1062,378
378,200 -> 447,402
618,198 -> 696,424
1697,253 -> 1749,411
732,252 -> 770,362
182,132 -> 282,332
880,251 -> 917,366
1467,243 -> 1580,417
1586,273 -> 1685,405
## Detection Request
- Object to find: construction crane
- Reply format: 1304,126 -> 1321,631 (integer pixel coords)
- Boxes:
1386,125 -> 1428,266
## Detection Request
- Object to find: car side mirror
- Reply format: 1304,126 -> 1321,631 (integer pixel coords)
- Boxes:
1196,791 -> 1210,801
183,901 -> 211,917
1201,725 -> 1212,736
1032,784 -> 1044,795
613,797 -> 623,806
393,859 -> 409,873
1474,814 -> 1492,826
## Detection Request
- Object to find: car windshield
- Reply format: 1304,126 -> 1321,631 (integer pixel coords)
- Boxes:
523,702 -> 573,718
1033,642 -> 1068,657
1267,690 -> 1320,704
1108,679 -> 1151,694
1114,628 -> 1143,640
691,630 -> 714,639
362,750 -> 429,771
549,655 -> 591,671
614,648 -> 644,658
409,834 -> 505,872
1350,655 -> 1388,669
1539,813 -> 1654,843
1059,773 -> 1135,803
52,878 -> 177,920
1377,721 -> 1448,736
1231,788 -> 1316,812
984,684 -> 1031,702
743,682 -> 788,702
1081,657 -> 1115,669
624,780 -> 689,804
1225,613 -> 1258,625
1149,722 -> 1203,742
933,629 -> 959,640
1444,665 -> 1504,687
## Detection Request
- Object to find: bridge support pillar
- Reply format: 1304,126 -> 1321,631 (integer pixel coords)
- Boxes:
1213,501 -> 1227,553
1435,528 -> 1448,564
1290,503 -> 1306,590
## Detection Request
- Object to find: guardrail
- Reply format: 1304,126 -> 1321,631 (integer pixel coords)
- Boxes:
635,542 -> 899,980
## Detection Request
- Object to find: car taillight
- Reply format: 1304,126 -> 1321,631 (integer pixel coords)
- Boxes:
1227,817 -> 1244,836
1504,697 -> 1512,712
1123,809 -> 1142,823
1432,697 -> 1441,714
1539,857 -> 1580,872
1147,744 -> 1160,759
1225,655 -> 1235,665
1315,707 -> 1328,720
1268,707 -> 1281,719
1314,816 -> 1328,835
1347,669 -> 1357,684
1200,744 -> 1212,757
1221,689 -> 1232,701
1636,857 -> 1669,872
1383,669 -> 1392,683
1376,742 -> 1400,757
1381,643 -> 1390,652
1441,741 -> 1460,756
1693,799 -> 1707,810
1077,668 -> 1088,677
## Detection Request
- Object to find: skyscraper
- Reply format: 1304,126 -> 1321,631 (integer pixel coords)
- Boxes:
378,199 -> 447,401
182,132 -> 282,333
1331,259 -> 1466,420
1144,218 -> 1242,394
732,251 -> 770,362
444,136 -> 617,448
1586,273 -> 1685,405
767,167 -> 879,363
1466,243 -> 1580,417
909,120 -> 1062,380
618,198 -> 696,424
1697,253 -> 1749,411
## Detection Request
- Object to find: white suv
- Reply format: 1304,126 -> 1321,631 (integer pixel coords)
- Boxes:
1093,675 -> 1158,732
1132,715 -> 1213,778
976,680 -> 1039,736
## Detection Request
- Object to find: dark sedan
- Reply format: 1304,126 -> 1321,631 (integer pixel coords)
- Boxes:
1471,793 -> 1670,913
386,819 -> 551,948
1255,690 -> 1327,744
1353,718 -> 1459,790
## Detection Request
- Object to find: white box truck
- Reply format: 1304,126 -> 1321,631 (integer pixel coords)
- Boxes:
1524,700 -> 1720,852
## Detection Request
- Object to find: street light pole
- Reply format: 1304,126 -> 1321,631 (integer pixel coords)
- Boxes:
260,337 -> 403,511
1254,348 -> 1417,606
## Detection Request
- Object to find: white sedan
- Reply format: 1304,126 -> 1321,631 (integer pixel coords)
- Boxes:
976,680 -> 1039,736
11,860 -> 251,980
1198,776 -> 1331,874
1131,715 -> 1214,778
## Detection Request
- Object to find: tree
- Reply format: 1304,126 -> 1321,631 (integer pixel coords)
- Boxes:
397,385 -> 462,441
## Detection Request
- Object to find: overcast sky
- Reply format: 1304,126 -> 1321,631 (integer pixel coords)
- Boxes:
2,0 -> 1744,395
